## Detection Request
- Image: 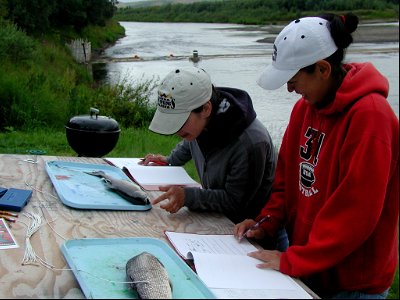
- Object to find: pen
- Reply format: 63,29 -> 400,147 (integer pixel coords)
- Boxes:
0,210 -> 18,217
239,214 -> 271,241
0,216 -> 16,223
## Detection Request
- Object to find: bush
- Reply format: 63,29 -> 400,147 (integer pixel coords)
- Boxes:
90,76 -> 158,129
0,18 -> 155,132
0,20 -> 36,62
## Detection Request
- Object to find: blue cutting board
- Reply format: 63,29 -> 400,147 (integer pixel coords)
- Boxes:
61,237 -> 215,299
45,161 -> 151,211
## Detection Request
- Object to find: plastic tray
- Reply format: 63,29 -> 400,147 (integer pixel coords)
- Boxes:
61,237 -> 215,299
45,161 -> 151,211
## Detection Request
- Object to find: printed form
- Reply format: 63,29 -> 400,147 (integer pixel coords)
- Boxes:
165,231 -> 313,299
0,218 -> 18,249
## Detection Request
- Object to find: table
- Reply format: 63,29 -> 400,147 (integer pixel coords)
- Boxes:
0,154 -> 318,298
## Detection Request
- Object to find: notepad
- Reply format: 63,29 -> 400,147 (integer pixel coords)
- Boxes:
0,188 -> 32,212
0,187 -> 7,198
165,231 -> 313,299
104,158 -> 201,191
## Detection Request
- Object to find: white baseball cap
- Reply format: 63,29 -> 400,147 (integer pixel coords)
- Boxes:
257,17 -> 338,90
149,66 -> 212,135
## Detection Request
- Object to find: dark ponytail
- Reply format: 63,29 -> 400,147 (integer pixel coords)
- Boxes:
319,12 -> 359,49
302,12 -> 359,78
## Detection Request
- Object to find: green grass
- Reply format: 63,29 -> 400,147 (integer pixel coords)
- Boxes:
0,127 -> 181,157
388,267 -> 399,299
0,128 -> 199,181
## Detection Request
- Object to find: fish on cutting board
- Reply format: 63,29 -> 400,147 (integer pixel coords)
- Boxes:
85,171 -> 150,205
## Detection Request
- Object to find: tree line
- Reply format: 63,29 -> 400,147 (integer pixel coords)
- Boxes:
0,0 -> 117,36
115,0 -> 399,24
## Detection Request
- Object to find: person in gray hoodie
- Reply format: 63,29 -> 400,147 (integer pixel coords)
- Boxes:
142,66 -> 277,230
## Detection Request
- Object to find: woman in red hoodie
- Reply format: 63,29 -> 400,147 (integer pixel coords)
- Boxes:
234,13 -> 399,299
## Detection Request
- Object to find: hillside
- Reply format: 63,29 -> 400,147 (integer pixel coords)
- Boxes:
114,0 -> 399,25
117,0 -> 222,9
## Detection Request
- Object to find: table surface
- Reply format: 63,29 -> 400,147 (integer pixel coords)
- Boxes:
0,154 -> 318,299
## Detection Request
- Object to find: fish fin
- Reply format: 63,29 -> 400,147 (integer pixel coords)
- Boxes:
114,190 -> 149,205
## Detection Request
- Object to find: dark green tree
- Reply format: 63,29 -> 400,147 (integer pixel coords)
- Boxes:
6,0 -> 56,34
50,0 -> 87,31
5,0 -> 117,35
0,0 -> 7,19
85,0 -> 116,27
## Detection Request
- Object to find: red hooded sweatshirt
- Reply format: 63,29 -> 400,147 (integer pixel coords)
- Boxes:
258,62 -> 399,297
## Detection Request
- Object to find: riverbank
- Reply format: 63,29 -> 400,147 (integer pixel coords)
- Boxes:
256,21 -> 399,44
354,23 -> 399,43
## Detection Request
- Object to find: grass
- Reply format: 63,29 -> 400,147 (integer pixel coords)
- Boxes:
388,268 -> 399,299
0,127 -> 180,157
0,127 -> 199,181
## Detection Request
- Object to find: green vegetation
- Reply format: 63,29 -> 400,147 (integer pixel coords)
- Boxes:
0,1 -> 157,133
115,0 -> 399,24
0,21 -> 157,131
389,268 -> 399,299
3,0 -> 116,36
117,0 -> 223,9
0,127 -> 199,180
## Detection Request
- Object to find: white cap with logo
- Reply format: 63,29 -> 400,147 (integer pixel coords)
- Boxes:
257,17 -> 338,90
149,66 -> 212,135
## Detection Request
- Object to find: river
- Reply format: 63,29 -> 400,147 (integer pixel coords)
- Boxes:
95,21 -> 399,147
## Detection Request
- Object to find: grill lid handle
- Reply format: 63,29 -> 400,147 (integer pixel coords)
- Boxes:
90,107 -> 100,119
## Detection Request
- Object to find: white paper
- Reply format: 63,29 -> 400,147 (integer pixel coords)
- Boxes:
104,157 -> 200,187
165,231 -> 258,259
192,252 -> 297,288
165,231 -> 313,299
210,287 -> 313,299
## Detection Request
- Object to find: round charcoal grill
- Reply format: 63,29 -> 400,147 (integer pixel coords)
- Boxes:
65,108 -> 120,157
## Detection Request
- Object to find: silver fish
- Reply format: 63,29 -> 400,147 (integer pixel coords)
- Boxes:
126,251 -> 173,299
86,170 -> 150,205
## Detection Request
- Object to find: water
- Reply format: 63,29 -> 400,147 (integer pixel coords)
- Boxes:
97,22 -> 399,147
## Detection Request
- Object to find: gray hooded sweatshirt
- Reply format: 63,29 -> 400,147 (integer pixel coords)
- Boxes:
167,87 -> 276,223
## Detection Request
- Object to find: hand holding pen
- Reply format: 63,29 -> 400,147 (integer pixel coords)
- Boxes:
139,154 -> 169,166
238,214 -> 270,241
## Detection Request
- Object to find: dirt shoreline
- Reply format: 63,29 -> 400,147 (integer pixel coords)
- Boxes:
256,23 -> 399,44
353,24 -> 399,43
